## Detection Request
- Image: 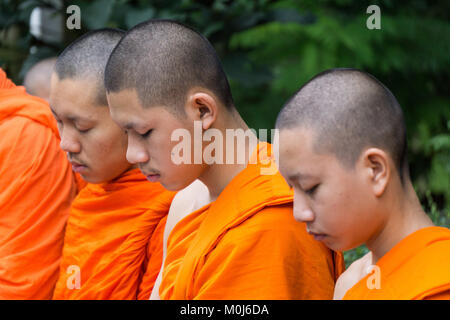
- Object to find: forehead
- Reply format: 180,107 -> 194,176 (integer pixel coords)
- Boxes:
278,126 -> 357,185
106,89 -> 141,124
50,74 -> 104,118
279,127 -> 315,158
107,88 -> 181,130
278,127 -> 329,177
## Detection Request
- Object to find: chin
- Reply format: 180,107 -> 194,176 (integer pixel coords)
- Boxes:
320,241 -> 337,251
338,240 -> 363,253
320,237 -> 345,252
78,173 -> 91,183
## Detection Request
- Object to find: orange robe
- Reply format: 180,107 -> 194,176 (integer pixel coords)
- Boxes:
52,169 -> 175,299
137,215 -> 167,300
343,226 -> 450,300
160,143 -> 345,299
0,68 -> 77,299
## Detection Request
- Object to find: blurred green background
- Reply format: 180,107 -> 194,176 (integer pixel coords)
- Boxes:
1,0 -> 449,267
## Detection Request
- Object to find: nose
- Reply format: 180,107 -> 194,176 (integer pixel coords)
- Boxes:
60,127 -> 81,154
293,190 -> 315,223
126,134 -> 149,164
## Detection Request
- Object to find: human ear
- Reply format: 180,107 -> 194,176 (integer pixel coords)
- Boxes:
361,148 -> 390,197
185,91 -> 217,130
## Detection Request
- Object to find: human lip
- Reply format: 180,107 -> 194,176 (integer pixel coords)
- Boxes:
144,173 -> 161,183
312,233 -> 327,241
307,229 -> 327,241
70,161 -> 87,173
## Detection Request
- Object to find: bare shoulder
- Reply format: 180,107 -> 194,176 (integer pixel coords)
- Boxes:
333,252 -> 372,300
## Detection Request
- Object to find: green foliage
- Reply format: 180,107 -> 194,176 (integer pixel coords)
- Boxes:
229,0 -> 450,238
344,245 -> 369,269
1,0 -> 449,267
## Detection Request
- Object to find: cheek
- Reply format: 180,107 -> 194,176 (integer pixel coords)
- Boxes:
100,132 -> 127,156
329,186 -> 375,249
90,129 -> 129,167
312,183 -> 356,231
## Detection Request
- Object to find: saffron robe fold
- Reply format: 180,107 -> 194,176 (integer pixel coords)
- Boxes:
137,215 -> 167,300
52,169 -> 175,299
343,226 -> 450,300
0,68 -> 77,299
160,143 -> 345,300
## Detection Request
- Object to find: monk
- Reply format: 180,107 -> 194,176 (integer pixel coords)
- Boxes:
105,20 -> 344,299
0,68 -> 77,299
23,57 -> 57,102
49,29 -> 175,300
275,68 -> 450,300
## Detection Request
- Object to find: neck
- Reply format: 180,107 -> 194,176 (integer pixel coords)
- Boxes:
366,179 -> 434,264
198,110 -> 257,201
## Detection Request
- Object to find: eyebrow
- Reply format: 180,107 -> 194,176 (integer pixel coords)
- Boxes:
287,173 -> 316,182
49,107 -> 92,123
123,122 -> 138,130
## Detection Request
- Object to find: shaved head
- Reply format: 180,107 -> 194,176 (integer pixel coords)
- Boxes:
276,68 -> 408,181
104,19 -> 234,114
23,57 -> 57,101
54,28 -> 125,105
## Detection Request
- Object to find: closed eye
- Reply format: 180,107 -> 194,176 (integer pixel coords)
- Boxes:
76,125 -> 92,133
78,128 -> 91,133
305,184 -> 319,196
140,129 -> 152,138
